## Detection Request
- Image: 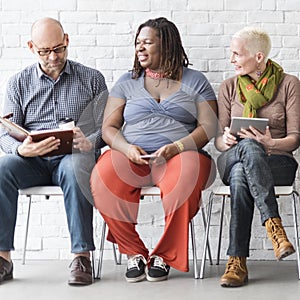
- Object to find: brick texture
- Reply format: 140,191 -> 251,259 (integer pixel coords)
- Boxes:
0,0 -> 299,261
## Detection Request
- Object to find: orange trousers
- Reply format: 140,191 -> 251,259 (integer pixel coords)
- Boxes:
91,149 -> 214,272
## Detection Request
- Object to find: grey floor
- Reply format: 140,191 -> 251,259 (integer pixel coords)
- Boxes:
0,259 -> 300,300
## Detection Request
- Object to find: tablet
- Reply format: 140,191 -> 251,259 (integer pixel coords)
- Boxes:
229,117 -> 269,135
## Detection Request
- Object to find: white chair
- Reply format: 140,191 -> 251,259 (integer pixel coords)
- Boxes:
199,185 -> 300,279
19,186 -> 65,265
18,186 -> 97,277
95,186 -> 213,280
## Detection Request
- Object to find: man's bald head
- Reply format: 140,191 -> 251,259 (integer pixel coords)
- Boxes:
31,17 -> 65,45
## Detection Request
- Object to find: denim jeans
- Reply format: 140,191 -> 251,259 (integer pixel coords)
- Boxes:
0,152 -> 97,253
217,139 -> 298,257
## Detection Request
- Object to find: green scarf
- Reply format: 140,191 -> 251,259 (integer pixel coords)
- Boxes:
237,59 -> 284,118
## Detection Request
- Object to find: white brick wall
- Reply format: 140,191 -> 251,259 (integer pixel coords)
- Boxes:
0,0 -> 299,261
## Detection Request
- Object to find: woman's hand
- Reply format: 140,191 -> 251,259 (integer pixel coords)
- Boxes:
126,144 -> 149,165
151,143 -> 179,165
238,126 -> 274,152
222,127 -> 238,149
127,142 -> 182,165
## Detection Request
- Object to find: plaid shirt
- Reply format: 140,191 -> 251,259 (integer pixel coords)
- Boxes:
0,60 -> 108,154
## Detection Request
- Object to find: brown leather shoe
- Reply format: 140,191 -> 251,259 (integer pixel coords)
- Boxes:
68,256 -> 93,286
265,217 -> 295,260
0,256 -> 13,283
220,256 -> 248,287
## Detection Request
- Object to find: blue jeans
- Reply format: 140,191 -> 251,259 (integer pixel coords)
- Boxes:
217,139 -> 298,257
0,152 -> 97,253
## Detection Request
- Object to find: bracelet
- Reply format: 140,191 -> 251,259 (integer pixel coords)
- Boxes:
174,141 -> 184,153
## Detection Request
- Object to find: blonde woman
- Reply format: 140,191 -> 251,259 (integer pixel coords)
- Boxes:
215,27 -> 300,287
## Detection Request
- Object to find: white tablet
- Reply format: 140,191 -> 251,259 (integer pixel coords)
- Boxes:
229,117 -> 269,135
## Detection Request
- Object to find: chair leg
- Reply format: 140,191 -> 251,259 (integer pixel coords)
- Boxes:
95,220 -> 107,279
190,218 -> 199,279
112,243 -> 122,265
292,191 -> 300,279
91,251 -> 96,280
201,206 -> 213,265
216,195 -> 226,265
22,195 -> 32,265
199,191 -> 214,279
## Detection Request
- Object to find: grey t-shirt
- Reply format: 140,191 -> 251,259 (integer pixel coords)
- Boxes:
110,67 -> 216,153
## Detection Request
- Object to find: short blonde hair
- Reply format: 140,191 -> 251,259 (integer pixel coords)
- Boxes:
233,27 -> 271,61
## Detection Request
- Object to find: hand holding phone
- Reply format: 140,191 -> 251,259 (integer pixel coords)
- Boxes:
140,154 -> 157,159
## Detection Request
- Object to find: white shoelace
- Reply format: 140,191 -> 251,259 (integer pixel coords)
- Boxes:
151,255 -> 168,271
127,254 -> 146,270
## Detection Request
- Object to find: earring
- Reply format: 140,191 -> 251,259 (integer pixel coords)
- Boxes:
256,64 -> 262,77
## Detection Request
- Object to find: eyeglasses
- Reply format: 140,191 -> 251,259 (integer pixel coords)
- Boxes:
31,41 -> 67,56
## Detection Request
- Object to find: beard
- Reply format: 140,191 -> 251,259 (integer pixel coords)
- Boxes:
44,58 -> 66,70
39,57 -> 67,77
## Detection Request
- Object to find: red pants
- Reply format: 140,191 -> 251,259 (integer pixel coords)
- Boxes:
91,149 -> 214,272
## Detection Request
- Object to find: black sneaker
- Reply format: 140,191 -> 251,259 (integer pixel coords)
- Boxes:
147,255 -> 170,282
125,254 -> 147,283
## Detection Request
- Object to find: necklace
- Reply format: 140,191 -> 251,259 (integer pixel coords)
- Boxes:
145,68 -> 166,79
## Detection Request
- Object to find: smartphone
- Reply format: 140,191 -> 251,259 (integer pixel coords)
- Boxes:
140,154 -> 157,159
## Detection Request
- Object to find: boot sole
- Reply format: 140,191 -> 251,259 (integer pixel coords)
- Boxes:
220,276 -> 248,288
277,247 -> 295,261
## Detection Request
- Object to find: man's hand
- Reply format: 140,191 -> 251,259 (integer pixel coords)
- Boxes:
17,136 -> 61,157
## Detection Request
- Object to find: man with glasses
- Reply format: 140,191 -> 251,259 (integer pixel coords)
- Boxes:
0,17 -> 108,286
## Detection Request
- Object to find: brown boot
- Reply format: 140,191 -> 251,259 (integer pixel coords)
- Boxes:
220,256 -> 248,287
265,217 -> 295,260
